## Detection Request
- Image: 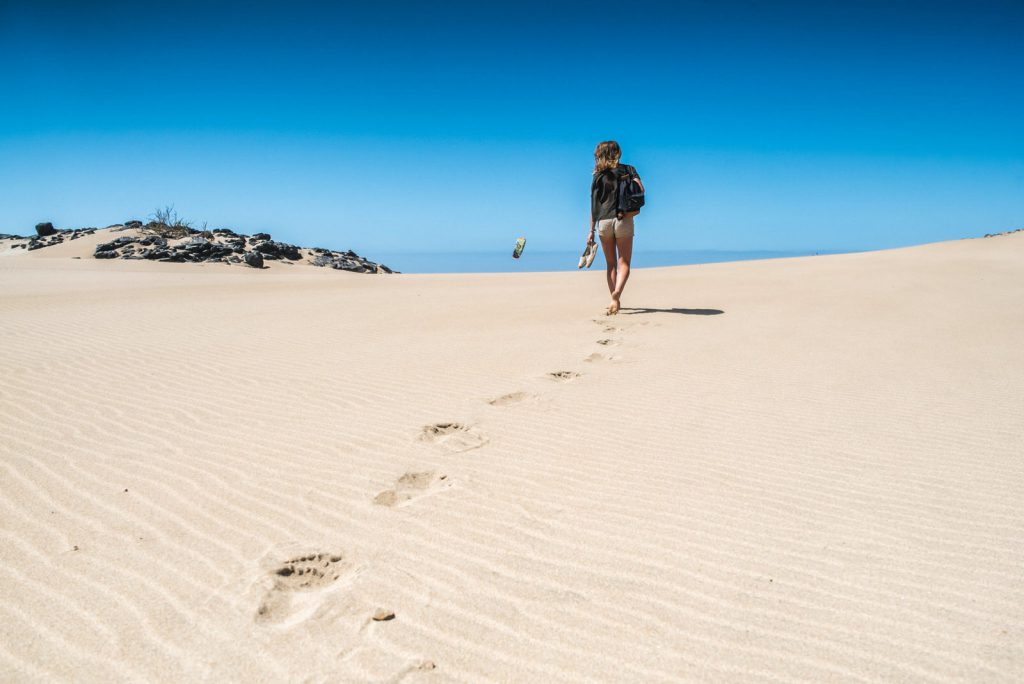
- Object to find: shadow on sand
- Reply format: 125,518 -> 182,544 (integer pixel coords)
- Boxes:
620,307 -> 724,316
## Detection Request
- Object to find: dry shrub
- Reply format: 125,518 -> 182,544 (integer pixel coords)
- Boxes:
146,205 -> 195,239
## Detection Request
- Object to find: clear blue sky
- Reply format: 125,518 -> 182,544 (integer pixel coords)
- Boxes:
1,0 -> 1021,255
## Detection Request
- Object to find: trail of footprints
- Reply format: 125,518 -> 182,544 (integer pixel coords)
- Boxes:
255,314 -> 633,657
586,318 -> 632,363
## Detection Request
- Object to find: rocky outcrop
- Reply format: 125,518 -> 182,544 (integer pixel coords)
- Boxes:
983,228 -> 1023,238
3,220 -> 395,273
4,227 -> 99,251
309,248 -> 392,274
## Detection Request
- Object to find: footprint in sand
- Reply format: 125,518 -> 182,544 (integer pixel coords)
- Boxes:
488,391 -> 535,407
420,423 -> 488,452
596,338 -> 619,346
548,371 -> 581,382
584,352 -> 613,363
256,552 -> 348,623
374,471 -> 450,507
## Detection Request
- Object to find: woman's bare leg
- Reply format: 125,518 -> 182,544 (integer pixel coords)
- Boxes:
608,235 -> 633,314
599,234 -> 618,307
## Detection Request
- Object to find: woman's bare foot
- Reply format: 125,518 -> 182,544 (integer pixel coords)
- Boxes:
607,298 -> 621,315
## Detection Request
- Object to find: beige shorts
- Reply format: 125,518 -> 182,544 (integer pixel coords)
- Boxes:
597,214 -> 635,240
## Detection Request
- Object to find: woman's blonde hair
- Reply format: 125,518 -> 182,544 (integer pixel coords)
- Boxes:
593,140 -> 621,175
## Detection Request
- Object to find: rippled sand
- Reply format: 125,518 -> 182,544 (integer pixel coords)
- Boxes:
1,231 -> 1022,681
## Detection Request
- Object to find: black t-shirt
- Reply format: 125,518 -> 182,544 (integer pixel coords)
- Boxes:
591,168 -> 619,222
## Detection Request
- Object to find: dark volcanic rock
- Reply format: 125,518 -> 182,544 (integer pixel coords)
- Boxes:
308,250 -> 391,273
340,260 -> 366,272
95,236 -> 137,254
252,240 -> 302,260
9,221 -> 394,273
183,237 -> 211,256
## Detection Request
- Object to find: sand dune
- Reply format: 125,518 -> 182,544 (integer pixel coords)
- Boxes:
1,233 -> 1022,682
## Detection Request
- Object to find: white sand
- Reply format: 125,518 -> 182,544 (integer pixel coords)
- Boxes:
1,232 -> 1022,682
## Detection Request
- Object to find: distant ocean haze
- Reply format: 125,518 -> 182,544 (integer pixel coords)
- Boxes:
369,248 -> 855,274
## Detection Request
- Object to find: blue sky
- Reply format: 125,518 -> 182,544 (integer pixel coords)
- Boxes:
1,0 -> 1021,255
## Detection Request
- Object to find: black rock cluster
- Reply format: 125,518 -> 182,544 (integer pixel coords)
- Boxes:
3,220 -> 394,273
308,248 -> 392,273
983,228 -> 1023,238
3,223 -> 99,251
94,228 -> 259,264
91,225 -> 393,272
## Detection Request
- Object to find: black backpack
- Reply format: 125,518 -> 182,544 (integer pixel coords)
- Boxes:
616,164 -> 645,215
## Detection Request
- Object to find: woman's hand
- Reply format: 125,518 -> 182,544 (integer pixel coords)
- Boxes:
587,227 -> 595,245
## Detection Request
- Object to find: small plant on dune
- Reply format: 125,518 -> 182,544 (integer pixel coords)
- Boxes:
147,205 -> 195,239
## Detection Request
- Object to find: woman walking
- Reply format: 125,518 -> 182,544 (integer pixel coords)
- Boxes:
588,140 -> 635,315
